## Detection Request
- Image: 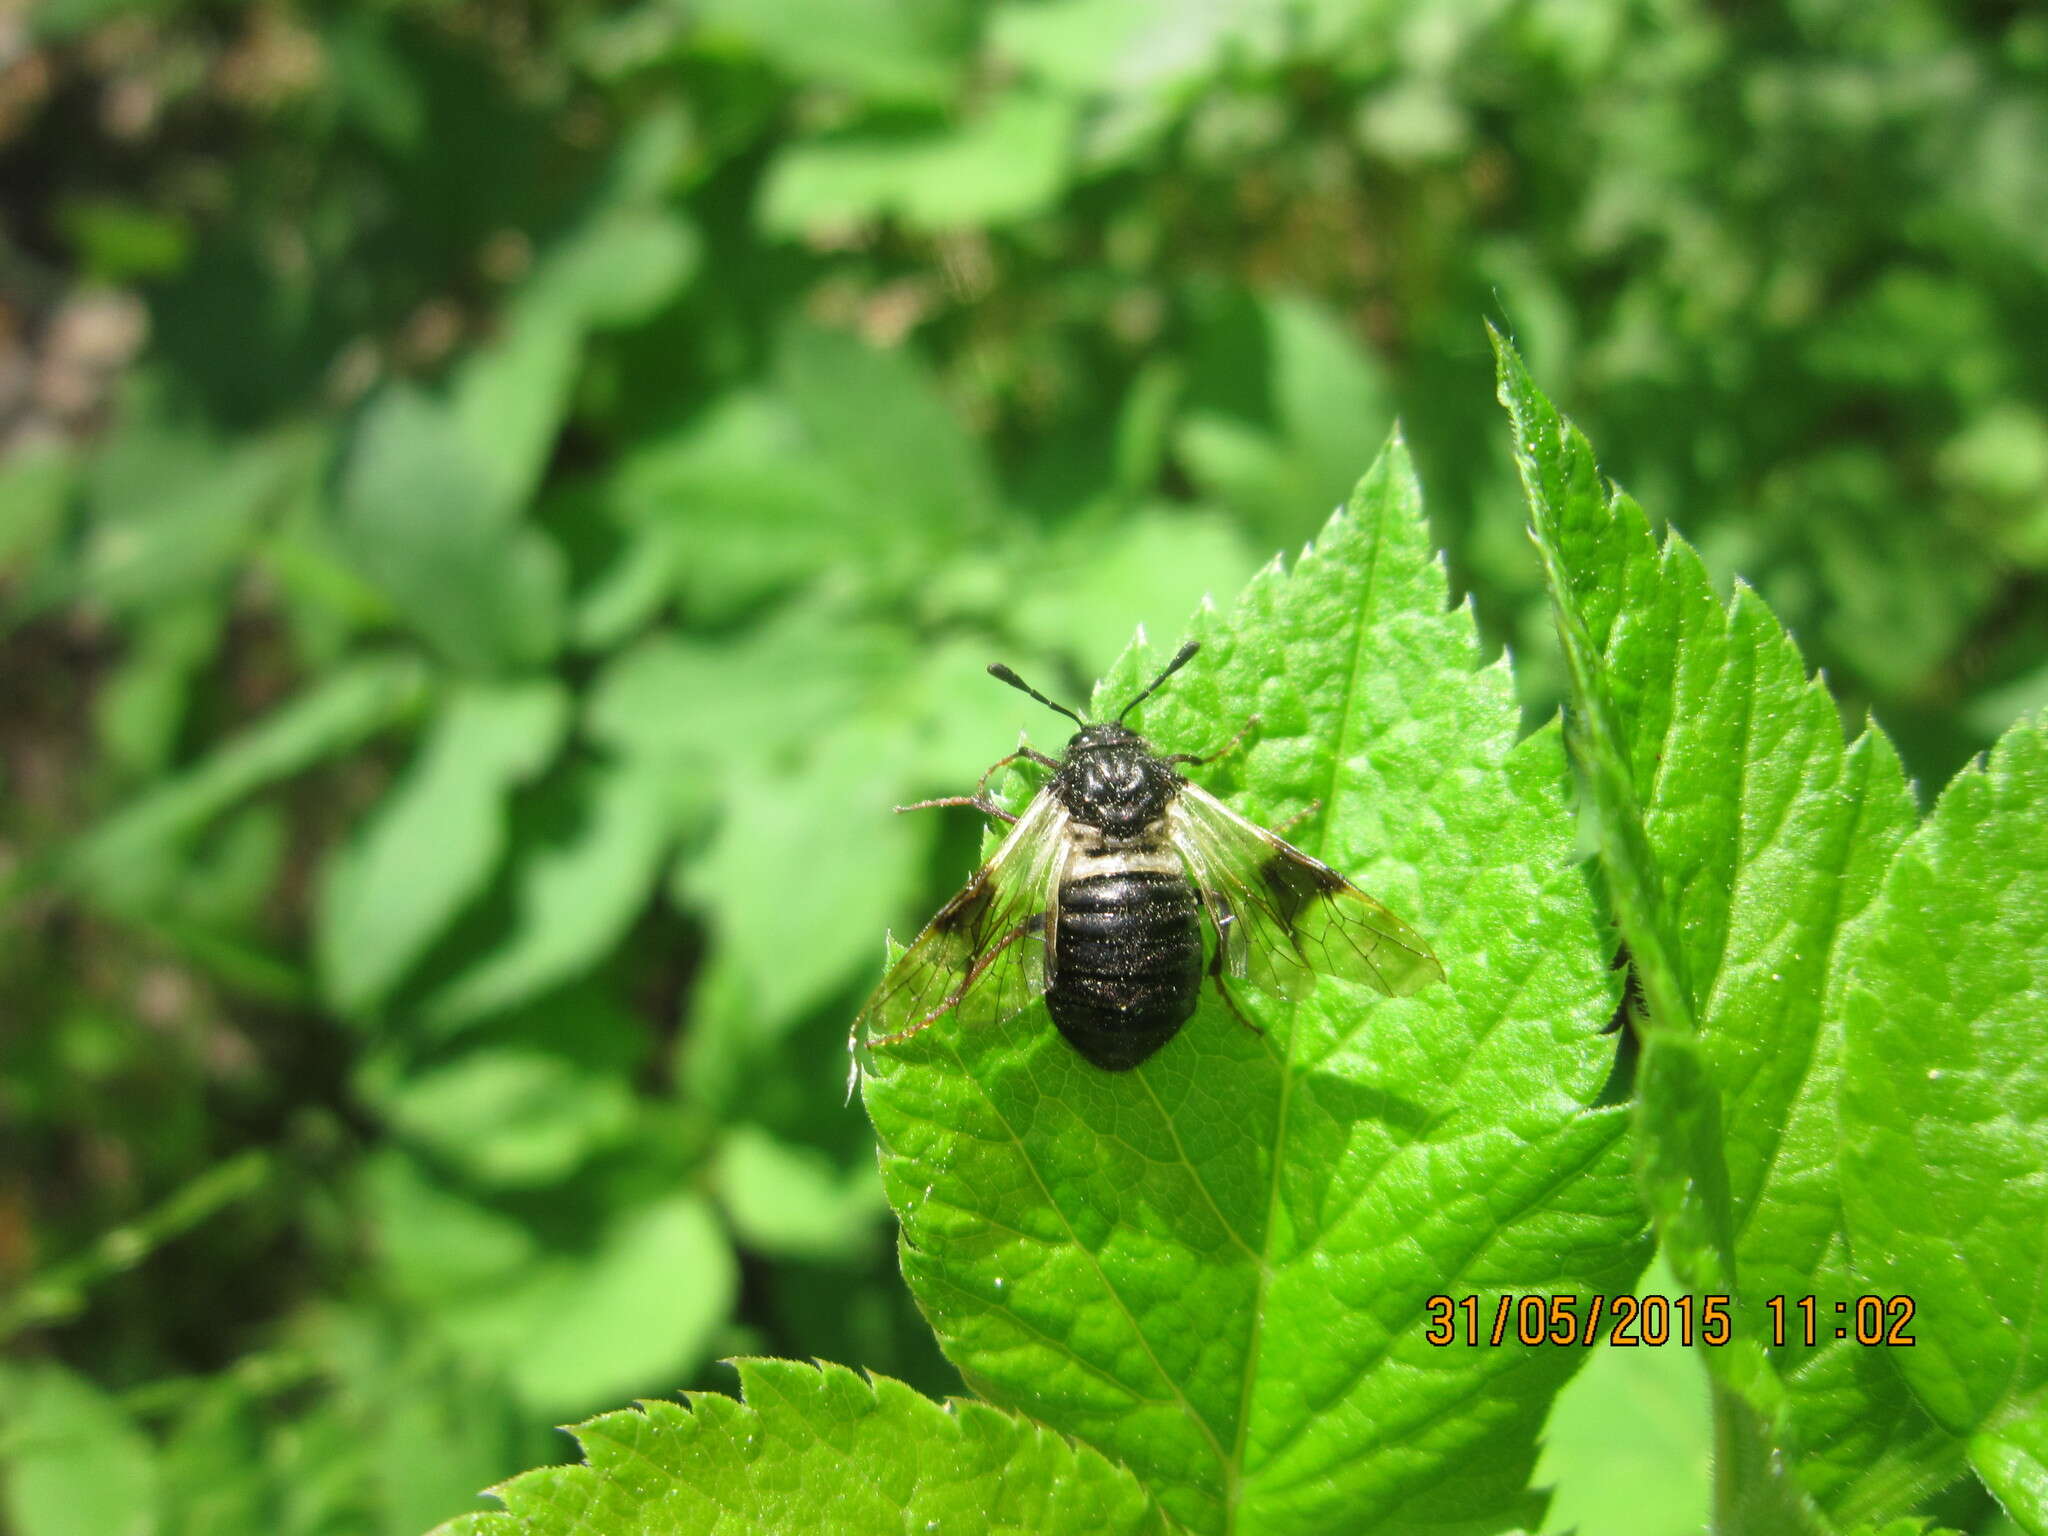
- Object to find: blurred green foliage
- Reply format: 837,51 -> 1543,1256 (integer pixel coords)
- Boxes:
0,2 -> 2043,1533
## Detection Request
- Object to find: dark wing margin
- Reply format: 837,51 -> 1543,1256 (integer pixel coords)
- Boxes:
1167,781 -> 1443,1000
851,789 -> 1069,1055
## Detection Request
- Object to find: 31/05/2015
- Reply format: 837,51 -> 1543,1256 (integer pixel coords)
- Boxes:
1422,1293 -> 1917,1348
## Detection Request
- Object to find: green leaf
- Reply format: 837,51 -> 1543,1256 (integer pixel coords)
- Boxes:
419,757 -> 672,1028
368,1345 -> 541,1536
1495,328 -> 1963,1527
614,326 -> 991,619
377,1048 -> 636,1188
1,1151 -> 269,1340
75,394 -> 321,615
1838,719 -> 2048,1535
0,441 -> 75,580
333,384 -> 565,672
1006,505 -> 1260,682
1534,1259 -> 1711,1536
681,722 -> 934,1033
563,517 -> 673,655
94,596 -> 224,779
760,92 -> 1076,236
446,304 -> 585,519
525,207 -> 700,332
430,1358 -> 1174,1536
59,653 -> 429,914
152,1370 -> 280,1536
692,0 -> 973,103
711,1124 -> 886,1263
58,199 -> 190,283
484,1194 -> 735,1418
608,392 -> 850,621
316,680 -> 569,1017
584,611 -> 914,776
368,1152 -> 737,1419
992,0 -> 1287,102
861,437 -> 1644,1534
774,321 -> 997,542
1178,294 -> 1396,553
0,1360 -> 158,1536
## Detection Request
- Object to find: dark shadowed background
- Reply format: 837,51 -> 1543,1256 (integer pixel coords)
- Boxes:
2,4 -> 2044,1533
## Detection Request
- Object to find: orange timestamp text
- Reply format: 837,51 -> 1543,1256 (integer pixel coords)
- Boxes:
1422,1293 -> 1918,1348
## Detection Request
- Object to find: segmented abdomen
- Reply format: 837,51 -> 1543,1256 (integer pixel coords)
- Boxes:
1046,869 -> 1202,1070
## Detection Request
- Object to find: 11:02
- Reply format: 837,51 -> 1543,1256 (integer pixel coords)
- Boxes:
1766,1294 -> 1916,1346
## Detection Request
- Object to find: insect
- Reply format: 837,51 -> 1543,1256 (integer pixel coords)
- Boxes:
851,639 -> 1444,1073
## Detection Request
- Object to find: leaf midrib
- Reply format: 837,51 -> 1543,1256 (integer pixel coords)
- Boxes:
1223,507 -> 1387,1530
1130,1067 -> 1267,1264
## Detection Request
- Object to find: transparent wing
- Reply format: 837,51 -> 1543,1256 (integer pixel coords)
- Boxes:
853,789 -> 1069,1051
1167,781 -> 1444,1000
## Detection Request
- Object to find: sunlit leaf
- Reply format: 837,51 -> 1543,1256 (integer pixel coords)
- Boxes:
367,1152 -> 737,1419
318,680 -> 570,1016
693,0 -> 973,103
1498,329 -> 1965,1527
376,1048 -> 636,1188
861,435 -> 1644,1534
1533,1263 -> 1712,1536
761,93 -> 1076,235
0,1361 -> 158,1536
681,722 -> 933,1034
333,385 -> 566,672
613,324 -> 990,620
526,208 -> 700,332
420,756 -> 673,1028
431,1359 -> 1173,1536
60,654 -> 429,915
1178,293 -> 1395,552
711,1124 -> 885,1263
1838,719 -> 2048,1535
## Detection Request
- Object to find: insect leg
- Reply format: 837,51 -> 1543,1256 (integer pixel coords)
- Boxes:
894,793 -> 1019,825
1198,888 -> 1262,1038
1207,943 -> 1265,1039
861,915 -> 1044,1049
983,744 -> 1059,782
1166,714 -> 1261,768
895,744 -> 1058,824
1267,798 -> 1320,838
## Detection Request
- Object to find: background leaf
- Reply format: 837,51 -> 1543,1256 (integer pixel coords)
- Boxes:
332,386 -> 565,674
57,654 -> 429,915
1839,720 -> 2048,1535
317,680 -> 569,1017
761,93 -> 1076,236
0,1362 -> 158,1536
1533,1258 -> 1713,1536
367,1152 -> 736,1420
420,757 -> 673,1029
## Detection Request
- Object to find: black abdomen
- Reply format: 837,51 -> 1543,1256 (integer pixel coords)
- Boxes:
1047,870 -> 1202,1070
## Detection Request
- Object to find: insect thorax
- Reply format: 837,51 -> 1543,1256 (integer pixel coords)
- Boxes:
1050,726 -> 1180,837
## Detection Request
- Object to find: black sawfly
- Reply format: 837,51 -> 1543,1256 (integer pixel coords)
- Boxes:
851,640 -> 1444,1073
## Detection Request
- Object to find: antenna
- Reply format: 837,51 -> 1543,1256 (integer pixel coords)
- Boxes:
1117,640 -> 1200,722
988,663 -> 1085,726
